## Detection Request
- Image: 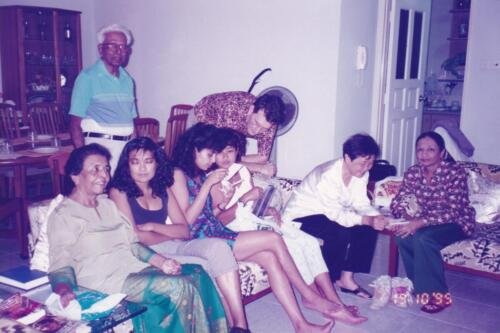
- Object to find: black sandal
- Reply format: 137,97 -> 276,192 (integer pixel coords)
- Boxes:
340,286 -> 373,299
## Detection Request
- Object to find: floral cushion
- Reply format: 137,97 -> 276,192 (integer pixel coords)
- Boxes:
238,261 -> 269,297
27,195 -> 64,272
441,222 -> 500,274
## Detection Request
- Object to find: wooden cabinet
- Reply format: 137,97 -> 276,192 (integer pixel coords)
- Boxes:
421,109 -> 460,133
422,0 -> 469,132
0,6 -> 82,116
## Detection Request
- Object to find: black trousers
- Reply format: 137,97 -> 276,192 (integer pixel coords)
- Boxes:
295,214 -> 378,282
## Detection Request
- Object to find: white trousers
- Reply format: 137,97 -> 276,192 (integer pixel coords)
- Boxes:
228,203 -> 328,284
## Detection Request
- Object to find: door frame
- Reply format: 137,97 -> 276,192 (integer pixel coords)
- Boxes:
371,0 -> 393,152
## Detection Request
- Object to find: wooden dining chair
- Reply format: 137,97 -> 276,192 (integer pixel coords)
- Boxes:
47,151 -> 71,195
27,102 -> 66,136
164,113 -> 189,157
134,117 -> 160,142
0,103 -> 21,139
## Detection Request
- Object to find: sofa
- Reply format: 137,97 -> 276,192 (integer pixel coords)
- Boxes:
373,161 -> 500,280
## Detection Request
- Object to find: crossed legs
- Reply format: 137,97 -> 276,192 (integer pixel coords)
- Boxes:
233,230 -> 336,332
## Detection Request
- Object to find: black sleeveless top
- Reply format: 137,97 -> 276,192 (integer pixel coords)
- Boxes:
127,195 -> 168,225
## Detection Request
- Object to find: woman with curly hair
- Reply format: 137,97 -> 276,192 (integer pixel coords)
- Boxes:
109,137 -> 249,332
169,123 -> 343,333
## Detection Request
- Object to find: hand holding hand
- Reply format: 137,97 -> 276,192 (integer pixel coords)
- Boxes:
372,215 -> 389,231
161,258 -> 182,275
393,219 -> 424,238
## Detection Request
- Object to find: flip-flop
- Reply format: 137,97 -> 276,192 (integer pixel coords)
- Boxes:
340,286 -> 373,299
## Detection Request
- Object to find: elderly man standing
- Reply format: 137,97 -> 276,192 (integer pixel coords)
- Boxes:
69,24 -> 137,173
194,91 -> 286,176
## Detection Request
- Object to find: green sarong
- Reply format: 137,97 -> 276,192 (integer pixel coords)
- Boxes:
124,264 -> 228,333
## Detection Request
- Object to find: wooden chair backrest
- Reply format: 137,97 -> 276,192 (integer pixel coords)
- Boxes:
47,151 -> 70,195
170,104 -> 193,117
134,117 -> 160,141
164,113 -> 188,158
27,102 -> 65,136
0,103 -> 21,139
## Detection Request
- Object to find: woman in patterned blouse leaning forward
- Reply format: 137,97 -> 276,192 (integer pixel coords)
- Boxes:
389,131 -> 476,314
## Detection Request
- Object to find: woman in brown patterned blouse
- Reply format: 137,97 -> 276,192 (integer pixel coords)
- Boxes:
390,131 -> 475,314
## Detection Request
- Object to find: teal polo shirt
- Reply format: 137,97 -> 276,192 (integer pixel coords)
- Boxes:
69,60 -> 137,127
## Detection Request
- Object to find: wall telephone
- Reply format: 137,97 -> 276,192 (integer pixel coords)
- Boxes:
356,45 -> 367,70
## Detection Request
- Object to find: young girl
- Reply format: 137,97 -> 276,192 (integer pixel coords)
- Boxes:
170,123 -> 343,333
109,137 -> 249,332
210,128 -> 366,325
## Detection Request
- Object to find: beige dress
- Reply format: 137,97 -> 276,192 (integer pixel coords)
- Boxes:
48,195 -> 148,294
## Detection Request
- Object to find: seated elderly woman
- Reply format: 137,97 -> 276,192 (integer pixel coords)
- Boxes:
47,143 -> 227,332
389,131 -> 475,314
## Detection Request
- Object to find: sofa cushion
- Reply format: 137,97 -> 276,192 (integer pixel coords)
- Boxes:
238,261 -> 269,297
441,222 -> 500,274
467,169 -> 500,224
28,195 -> 64,272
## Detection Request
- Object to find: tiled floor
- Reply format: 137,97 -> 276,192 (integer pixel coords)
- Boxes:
245,271 -> 500,333
1,233 -> 499,332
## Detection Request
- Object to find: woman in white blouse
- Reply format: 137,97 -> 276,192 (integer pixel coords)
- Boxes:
283,134 -> 388,299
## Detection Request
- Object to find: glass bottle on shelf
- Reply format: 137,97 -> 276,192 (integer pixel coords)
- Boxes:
24,19 -> 29,39
39,20 -> 47,40
64,23 -> 72,40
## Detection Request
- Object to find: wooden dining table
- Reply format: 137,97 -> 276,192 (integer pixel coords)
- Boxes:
0,133 -> 73,258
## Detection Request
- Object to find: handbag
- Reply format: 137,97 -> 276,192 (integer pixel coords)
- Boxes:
369,160 -> 397,182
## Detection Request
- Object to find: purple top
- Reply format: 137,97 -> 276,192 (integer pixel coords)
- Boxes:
128,195 -> 168,225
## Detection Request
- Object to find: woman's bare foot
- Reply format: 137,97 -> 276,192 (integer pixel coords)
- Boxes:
295,320 -> 334,333
323,307 -> 367,325
302,295 -> 366,324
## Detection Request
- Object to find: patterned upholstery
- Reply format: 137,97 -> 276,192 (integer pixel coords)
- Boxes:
374,161 -> 500,277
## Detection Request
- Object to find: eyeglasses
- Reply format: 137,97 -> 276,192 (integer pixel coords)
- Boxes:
85,164 -> 111,176
101,43 -> 130,53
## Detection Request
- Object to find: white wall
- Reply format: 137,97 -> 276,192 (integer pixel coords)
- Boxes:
92,0 -> 346,178
333,0 -> 379,157
461,0 -> 500,164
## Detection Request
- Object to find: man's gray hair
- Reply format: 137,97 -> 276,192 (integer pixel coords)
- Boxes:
97,24 -> 133,45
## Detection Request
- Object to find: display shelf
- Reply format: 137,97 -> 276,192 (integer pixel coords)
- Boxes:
0,5 -> 82,116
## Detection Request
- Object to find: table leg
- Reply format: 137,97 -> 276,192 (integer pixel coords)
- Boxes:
388,233 -> 399,276
13,164 -> 29,259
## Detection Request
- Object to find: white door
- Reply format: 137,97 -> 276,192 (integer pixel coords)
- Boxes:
381,0 -> 431,174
